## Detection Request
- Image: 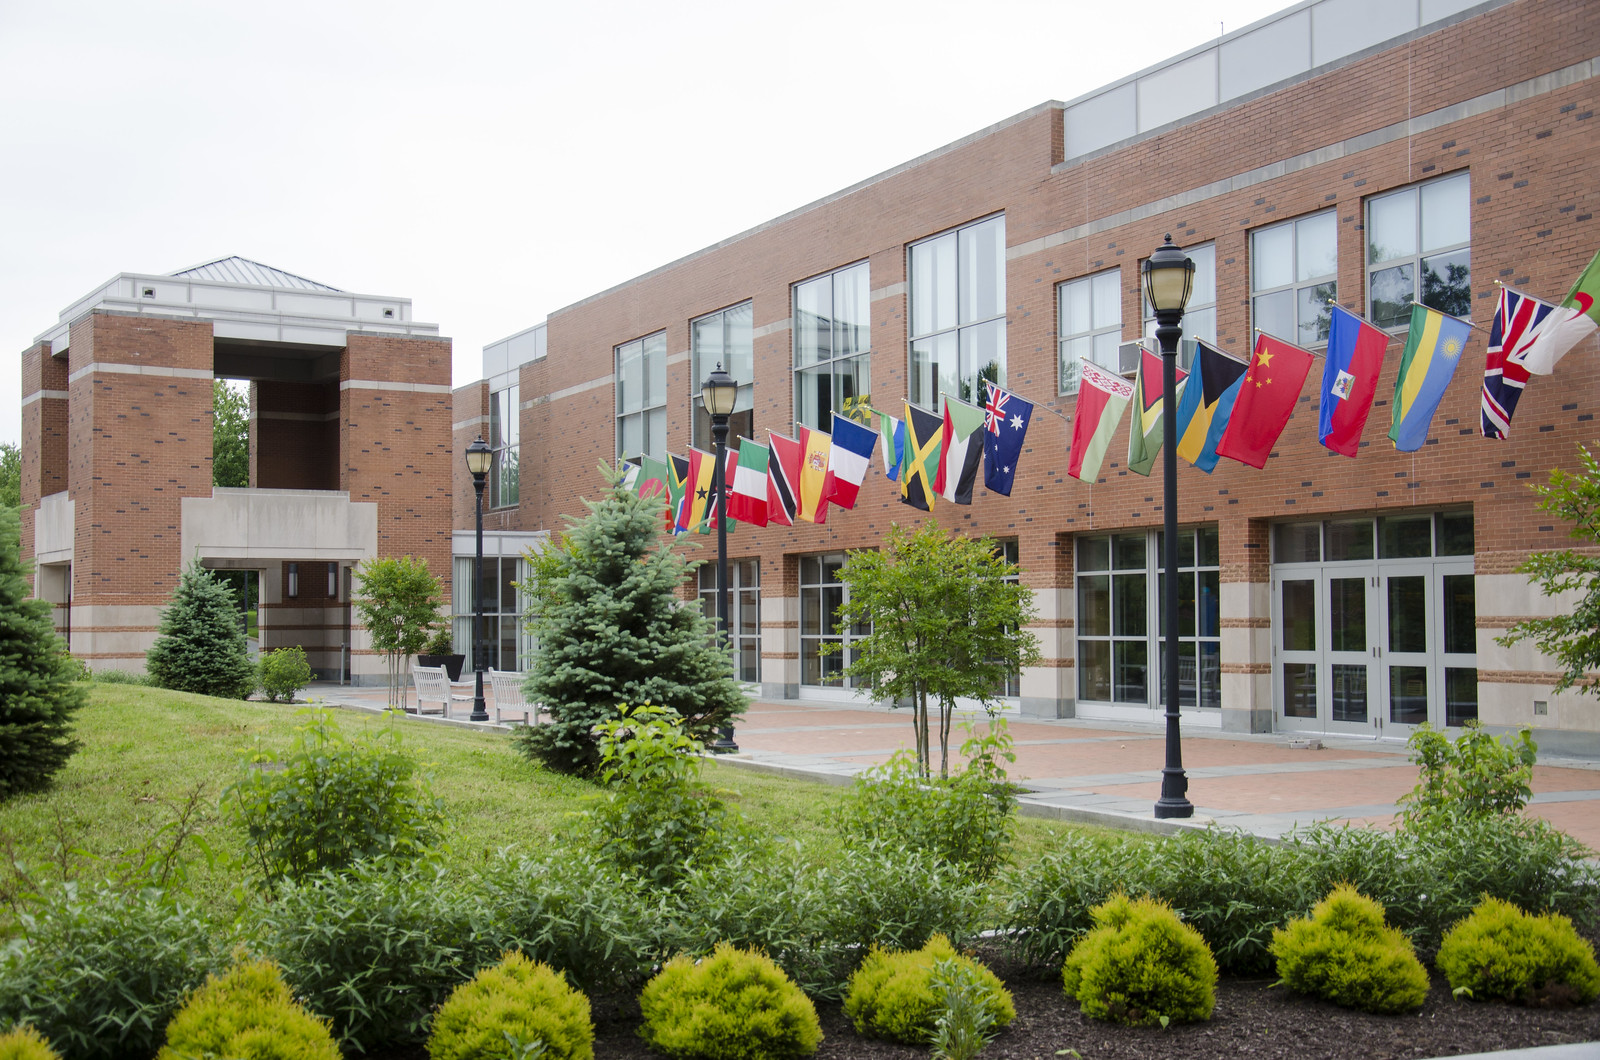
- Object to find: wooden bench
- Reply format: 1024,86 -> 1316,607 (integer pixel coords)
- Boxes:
488,669 -> 541,725
409,663 -> 471,716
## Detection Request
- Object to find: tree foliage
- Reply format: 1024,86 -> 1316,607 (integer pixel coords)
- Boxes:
515,464 -> 746,776
1498,443 -> 1600,699
0,441 -> 20,510
833,521 -> 1039,778
146,559 -> 257,699
352,556 -> 444,709
0,506 -> 85,798
212,380 -> 249,489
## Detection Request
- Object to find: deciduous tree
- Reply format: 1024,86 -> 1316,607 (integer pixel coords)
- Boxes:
352,556 -> 444,709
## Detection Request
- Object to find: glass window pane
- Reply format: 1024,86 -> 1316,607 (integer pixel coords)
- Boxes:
959,217 -> 1005,323
1113,533 -> 1146,570
795,276 -> 829,367
1275,522 -> 1321,563
1283,662 -> 1317,717
911,234 -> 956,336
1436,511 -> 1474,556
646,408 -> 666,459
1114,640 -> 1148,703
1331,663 -> 1369,723
1442,573 -> 1476,655
1177,569 -> 1197,638
1387,576 -> 1428,653
1112,572 -> 1147,636
1078,575 -> 1110,637
1183,306 -> 1217,346
1079,536 -> 1110,572
1379,515 -> 1432,559
1198,570 -> 1219,637
1297,212 -> 1338,281
617,341 -> 641,414
836,264 -> 870,358
797,365 -> 829,430
1187,244 -> 1216,308
1198,527 -> 1219,568
1329,577 -> 1367,653
1325,519 -> 1374,562
693,315 -> 723,382
1390,664 -> 1428,725
1079,640 -> 1111,701
1445,667 -> 1478,727
619,414 -> 642,460
1369,263 -> 1415,329
958,318 -> 1005,403
1297,282 -> 1337,345
727,304 -> 753,381
1090,331 -> 1120,370
839,355 -> 870,413
1282,579 -> 1316,651
1369,191 -> 1417,264
910,332 -> 956,408
1090,270 -> 1121,329
1421,250 -> 1471,318
1060,278 -> 1090,336
1421,173 -> 1470,251
1252,223 -> 1293,291
645,334 -> 666,407
1198,641 -> 1220,709
1254,290 -> 1295,342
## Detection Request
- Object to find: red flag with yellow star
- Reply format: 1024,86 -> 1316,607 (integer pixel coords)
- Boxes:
1215,333 -> 1315,469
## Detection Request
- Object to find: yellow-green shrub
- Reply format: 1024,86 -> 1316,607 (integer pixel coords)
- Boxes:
1061,893 -> 1216,1027
1269,884 -> 1429,1014
638,943 -> 821,1060
843,934 -> 1013,1043
1436,896 -> 1600,1006
427,952 -> 594,1060
156,956 -> 340,1060
0,1026 -> 61,1060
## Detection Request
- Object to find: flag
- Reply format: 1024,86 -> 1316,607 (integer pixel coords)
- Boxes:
1516,248 -> 1600,375
900,402 -> 943,511
1067,360 -> 1135,482
1216,334 -> 1315,469
937,395 -> 986,504
797,426 -> 832,524
1389,304 -> 1472,452
726,438 -> 770,526
876,409 -> 906,481
1174,340 -> 1250,473
636,454 -> 671,501
1127,345 -> 1187,477
982,383 -> 1033,496
716,446 -> 739,532
620,458 -> 641,493
1482,286 -> 1557,439
666,453 -> 690,535
1319,305 -> 1389,457
766,431 -> 800,527
677,447 -> 717,533
825,413 -> 878,510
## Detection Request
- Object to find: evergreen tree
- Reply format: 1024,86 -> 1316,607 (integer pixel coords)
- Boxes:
146,560 -> 257,699
515,464 -> 747,776
0,506 -> 86,798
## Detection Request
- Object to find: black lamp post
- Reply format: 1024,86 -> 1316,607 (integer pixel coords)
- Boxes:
465,436 -> 493,723
1143,235 -> 1196,819
701,364 -> 740,752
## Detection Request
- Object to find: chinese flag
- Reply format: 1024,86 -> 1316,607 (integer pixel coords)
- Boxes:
1216,334 -> 1315,469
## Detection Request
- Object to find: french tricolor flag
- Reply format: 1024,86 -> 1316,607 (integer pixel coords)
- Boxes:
823,413 -> 878,511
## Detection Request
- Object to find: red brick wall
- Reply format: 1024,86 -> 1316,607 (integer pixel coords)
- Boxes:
19,341 -> 69,584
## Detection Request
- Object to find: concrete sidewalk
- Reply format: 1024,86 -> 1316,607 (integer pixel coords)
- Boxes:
304,682 -> 1600,850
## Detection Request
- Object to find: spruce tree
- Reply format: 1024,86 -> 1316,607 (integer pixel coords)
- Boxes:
0,506 -> 86,798
516,465 -> 747,776
146,559 -> 257,699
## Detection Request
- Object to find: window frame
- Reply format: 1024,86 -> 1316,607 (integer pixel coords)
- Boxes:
1365,171 -> 1472,330
698,558 -> 761,684
615,331 -> 668,461
1250,210 -> 1339,348
1057,267 -> 1123,395
799,551 -> 872,689
907,213 -> 1007,408
690,301 -> 755,450
793,260 -> 872,430
488,383 -> 520,510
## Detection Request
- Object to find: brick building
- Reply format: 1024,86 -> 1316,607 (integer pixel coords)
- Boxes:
20,257 -> 454,683
451,0 -> 1599,752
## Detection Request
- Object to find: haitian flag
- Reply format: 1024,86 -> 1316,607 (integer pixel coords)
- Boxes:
1515,248 -> 1600,375
900,402 -> 943,512
1482,286 -> 1556,439
937,395 -> 986,505
982,382 -> 1033,496
1066,360 -> 1134,482
1389,304 -> 1472,453
765,430 -> 801,527
876,409 -> 907,481
1127,344 -> 1187,477
1174,340 -> 1249,473
1319,305 -> 1389,457
824,413 -> 878,510
1216,334 -> 1314,469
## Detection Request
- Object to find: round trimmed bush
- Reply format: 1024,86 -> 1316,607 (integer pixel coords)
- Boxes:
1270,884 -> 1429,1014
156,957 -> 338,1060
0,1026 -> 61,1060
428,952 -> 594,1060
1436,896 -> 1600,1006
843,934 -> 1013,1043
1062,893 -> 1217,1027
638,943 -> 821,1060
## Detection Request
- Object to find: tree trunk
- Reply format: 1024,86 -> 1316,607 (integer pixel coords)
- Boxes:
938,697 -> 952,778
916,685 -> 931,778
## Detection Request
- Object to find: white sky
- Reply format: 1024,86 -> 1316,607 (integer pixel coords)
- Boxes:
0,0 -> 1295,447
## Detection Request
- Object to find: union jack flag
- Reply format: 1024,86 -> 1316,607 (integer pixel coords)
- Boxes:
1482,286 -> 1557,439
983,383 -> 1010,434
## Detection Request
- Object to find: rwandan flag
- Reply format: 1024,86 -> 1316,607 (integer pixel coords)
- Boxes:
1127,344 -> 1187,477
1389,304 -> 1472,452
1173,340 -> 1249,473
900,402 -> 943,511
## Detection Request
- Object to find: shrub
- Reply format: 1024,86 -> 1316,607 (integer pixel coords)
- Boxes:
637,944 -> 821,1060
1061,893 -> 1217,1027
1436,896 -> 1600,1005
254,861 -> 502,1053
224,708 -> 446,882
0,883 -> 219,1060
844,934 -> 1013,1045
428,952 -> 594,1060
0,506 -> 86,799
1269,884 -> 1430,1014
930,958 -> 1006,1060
257,645 -> 313,703
146,559 -> 256,699
1399,721 -> 1537,828
0,1026 -> 61,1060
90,669 -> 151,686
156,956 -> 339,1060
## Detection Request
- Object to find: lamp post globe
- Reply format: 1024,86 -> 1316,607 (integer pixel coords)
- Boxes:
465,436 -> 492,723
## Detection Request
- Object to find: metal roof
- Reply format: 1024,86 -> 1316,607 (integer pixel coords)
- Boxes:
168,256 -> 342,292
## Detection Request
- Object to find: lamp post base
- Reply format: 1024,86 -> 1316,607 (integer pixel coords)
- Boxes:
1153,767 -> 1194,818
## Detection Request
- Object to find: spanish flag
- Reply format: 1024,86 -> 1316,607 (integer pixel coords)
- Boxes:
797,426 -> 832,524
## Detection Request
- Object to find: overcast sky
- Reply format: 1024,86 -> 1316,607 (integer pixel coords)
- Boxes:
0,0 -> 1295,447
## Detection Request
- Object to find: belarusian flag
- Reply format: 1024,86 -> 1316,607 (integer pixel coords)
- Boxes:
1067,360 -> 1134,482
936,395 -> 985,505
1516,248 -> 1600,374
727,438 -> 770,526
1127,345 -> 1186,477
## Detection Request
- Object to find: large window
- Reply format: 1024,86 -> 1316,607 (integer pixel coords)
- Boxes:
1366,172 -> 1471,329
1058,269 -> 1121,394
800,552 -> 870,688
691,303 -> 754,450
616,332 -> 667,460
453,555 -> 529,673
1077,528 -> 1220,709
698,559 -> 761,684
488,384 -> 519,509
1142,242 -> 1217,371
1252,211 -> 1337,346
794,262 -> 870,430
909,215 -> 1005,407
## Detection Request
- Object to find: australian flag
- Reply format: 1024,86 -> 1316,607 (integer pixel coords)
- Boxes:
1483,286 -> 1556,439
981,382 -> 1033,496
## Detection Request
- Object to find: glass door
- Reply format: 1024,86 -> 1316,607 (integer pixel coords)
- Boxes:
1326,569 -> 1376,734
1380,566 -> 1433,737
1276,574 -> 1320,732
1274,569 -> 1375,734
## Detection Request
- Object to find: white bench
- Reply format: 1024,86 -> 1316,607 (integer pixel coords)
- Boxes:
409,663 -> 471,716
488,669 -> 541,725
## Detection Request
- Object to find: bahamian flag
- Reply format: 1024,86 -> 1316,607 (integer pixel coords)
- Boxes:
900,402 -> 943,511
1173,340 -> 1249,473
1127,344 -> 1187,477
1389,303 -> 1472,452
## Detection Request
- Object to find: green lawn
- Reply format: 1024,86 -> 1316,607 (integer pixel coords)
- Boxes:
0,686 -> 1104,920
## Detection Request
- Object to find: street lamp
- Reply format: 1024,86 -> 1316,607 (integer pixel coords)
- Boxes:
465,435 -> 493,723
1143,235 -> 1196,819
701,363 -> 740,752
